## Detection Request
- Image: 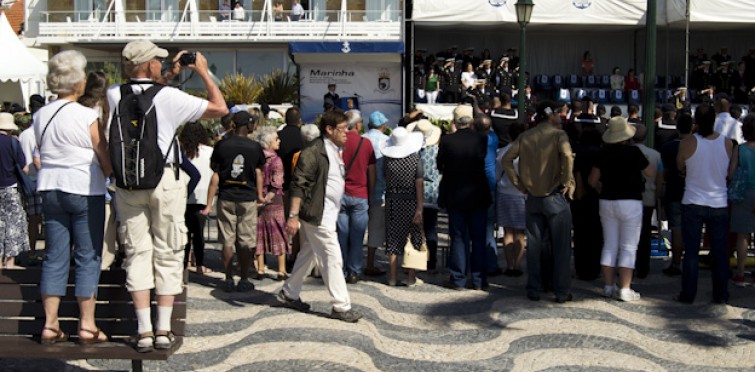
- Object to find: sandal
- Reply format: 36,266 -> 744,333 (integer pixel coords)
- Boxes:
78,327 -> 108,345
154,330 -> 176,350
256,271 -> 266,280
277,272 -> 289,281
41,327 -> 68,345
134,331 -> 154,353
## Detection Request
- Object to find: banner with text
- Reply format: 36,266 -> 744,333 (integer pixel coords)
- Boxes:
300,62 -> 403,126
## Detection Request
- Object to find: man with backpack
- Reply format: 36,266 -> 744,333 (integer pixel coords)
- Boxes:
108,40 -> 228,352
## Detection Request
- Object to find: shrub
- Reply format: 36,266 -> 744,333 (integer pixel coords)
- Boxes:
257,69 -> 300,105
220,73 -> 262,105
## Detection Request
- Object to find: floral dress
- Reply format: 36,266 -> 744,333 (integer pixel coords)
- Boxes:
256,149 -> 289,256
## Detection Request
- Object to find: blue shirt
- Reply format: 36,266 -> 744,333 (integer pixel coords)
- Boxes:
363,128 -> 389,204
485,130 -> 497,194
0,135 -> 25,188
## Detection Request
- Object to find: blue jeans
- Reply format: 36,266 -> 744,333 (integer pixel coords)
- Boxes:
337,195 -> 369,275
448,207 -> 488,288
423,207 -> 439,270
525,193 -> 572,298
40,191 -> 105,298
679,204 -> 729,303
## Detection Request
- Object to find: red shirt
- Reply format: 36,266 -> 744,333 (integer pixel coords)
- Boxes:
342,130 -> 376,198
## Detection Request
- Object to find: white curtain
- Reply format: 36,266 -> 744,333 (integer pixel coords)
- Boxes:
366,0 -> 399,21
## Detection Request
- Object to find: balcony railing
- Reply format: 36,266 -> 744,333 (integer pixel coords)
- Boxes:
36,10 -> 402,43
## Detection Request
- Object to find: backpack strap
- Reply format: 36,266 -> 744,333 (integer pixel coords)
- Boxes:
344,137 -> 364,176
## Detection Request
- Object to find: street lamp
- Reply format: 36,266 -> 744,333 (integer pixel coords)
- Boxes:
515,0 -> 534,123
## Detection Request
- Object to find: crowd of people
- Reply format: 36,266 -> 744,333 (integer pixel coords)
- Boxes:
1,38 -> 754,351
414,46 -> 755,107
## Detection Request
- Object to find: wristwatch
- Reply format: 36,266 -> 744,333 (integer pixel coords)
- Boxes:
288,212 -> 299,218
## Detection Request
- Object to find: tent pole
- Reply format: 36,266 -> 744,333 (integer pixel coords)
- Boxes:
643,0 -> 657,148
684,0 -> 690,88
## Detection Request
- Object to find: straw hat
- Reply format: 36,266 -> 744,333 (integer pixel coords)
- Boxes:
0,113 -> 18,132
602,116 -> 636,144
379,127 -> 423,159
406,119 -> 441,146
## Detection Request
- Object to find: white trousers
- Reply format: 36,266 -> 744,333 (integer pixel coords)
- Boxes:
283,220 -> 351,312
599,199 -> 643,269
427,90 -> 439,104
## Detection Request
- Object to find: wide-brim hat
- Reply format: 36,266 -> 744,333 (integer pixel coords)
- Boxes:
379,127 -> 424,159
406,119 -> 441,146
603,116 -> 636,144
0,112 -> 18,132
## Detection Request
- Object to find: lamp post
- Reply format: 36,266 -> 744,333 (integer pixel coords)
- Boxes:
515,0 -> 534,123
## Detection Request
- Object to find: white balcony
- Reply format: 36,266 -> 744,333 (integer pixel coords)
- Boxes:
35,10 -> 403,44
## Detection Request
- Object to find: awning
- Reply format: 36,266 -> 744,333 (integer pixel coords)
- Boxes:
289,41 -> 404,54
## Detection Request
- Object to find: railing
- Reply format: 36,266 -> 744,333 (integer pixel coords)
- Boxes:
36,10 -> 402,42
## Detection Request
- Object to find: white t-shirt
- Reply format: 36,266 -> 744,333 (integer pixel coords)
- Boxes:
18,127 -> 38,182
461,72 -> 477,89
322,138 -> 345,229
188,144 -> 214,205
106,82 -> 208,162
33,100 -> 106,196
232,6 -> 245,20
714,112 -> 744,144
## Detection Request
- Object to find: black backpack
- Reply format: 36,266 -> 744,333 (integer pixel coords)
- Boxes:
109,83 -> 178,190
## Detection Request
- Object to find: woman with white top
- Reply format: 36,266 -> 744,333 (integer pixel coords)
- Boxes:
34,50 -> 112,344
460,63 -> 477,94
179,122 -> 214,274
232,2 -> 245,21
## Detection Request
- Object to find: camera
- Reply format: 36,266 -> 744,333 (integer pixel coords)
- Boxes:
179,52 -> 197,66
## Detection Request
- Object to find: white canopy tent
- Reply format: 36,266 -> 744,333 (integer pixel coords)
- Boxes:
411,0 -> 755,77
0,12 -> 46,108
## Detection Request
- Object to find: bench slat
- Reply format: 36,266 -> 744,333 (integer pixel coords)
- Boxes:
0,336 -> 182,360
0,301 -> 187,319
0,319 -> 185,337
0,269 -> 126,284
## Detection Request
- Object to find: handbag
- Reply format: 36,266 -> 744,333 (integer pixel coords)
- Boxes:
9,139 -> 35,197
401,232 -> 429,271
728,146 -> 748,202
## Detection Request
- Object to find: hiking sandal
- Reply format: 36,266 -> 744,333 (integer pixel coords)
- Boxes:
134,332 -> 154,353
154,330 -> 176,350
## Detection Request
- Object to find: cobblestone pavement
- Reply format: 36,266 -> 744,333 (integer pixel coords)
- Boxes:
2,232 -> 755,371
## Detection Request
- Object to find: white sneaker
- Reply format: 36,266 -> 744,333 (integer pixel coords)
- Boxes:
615,288 -> 641,302
603,284 -> 618,298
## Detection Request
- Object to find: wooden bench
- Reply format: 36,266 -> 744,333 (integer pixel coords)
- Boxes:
0,268 -> 186,372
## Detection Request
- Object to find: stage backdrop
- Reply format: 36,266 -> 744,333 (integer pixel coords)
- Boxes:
299,62 -> 402,125
291,42 -> 404,126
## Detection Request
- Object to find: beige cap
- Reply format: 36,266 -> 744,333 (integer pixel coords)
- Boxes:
122,40 -> 169,65
452,104 -> 473,122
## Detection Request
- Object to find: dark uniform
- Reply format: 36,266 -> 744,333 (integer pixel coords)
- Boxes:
442,63 -> 461,104
490,107 -> 518,148
495,66 -> 514,94
715,64 -> 733,96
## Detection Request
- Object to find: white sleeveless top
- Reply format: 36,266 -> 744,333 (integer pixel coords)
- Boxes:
682,133 -> 729,208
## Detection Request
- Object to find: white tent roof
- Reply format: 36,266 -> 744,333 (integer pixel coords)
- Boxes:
413,0 -> 755,27
0,12 -> 46,83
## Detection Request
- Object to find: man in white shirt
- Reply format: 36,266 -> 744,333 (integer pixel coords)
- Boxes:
109,40 -> 228,352
714,96 -> 744,143
290,0 -> 304,21
278,111 -> 363,323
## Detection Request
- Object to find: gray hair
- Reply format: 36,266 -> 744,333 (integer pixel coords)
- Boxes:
301,123 -> 320,143
47,50 -> 87,96
456,116 -> 473,128
256,126 -> 278,149
345,110 -> 362,130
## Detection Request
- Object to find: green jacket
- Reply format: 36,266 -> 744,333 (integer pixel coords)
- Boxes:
290,137 -> 329,226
